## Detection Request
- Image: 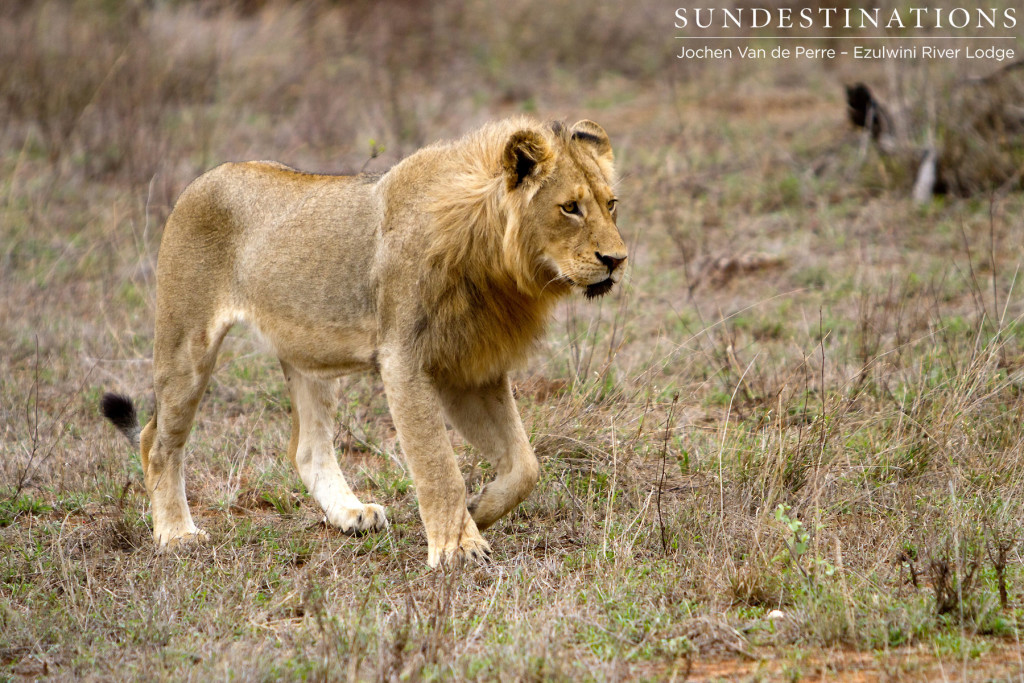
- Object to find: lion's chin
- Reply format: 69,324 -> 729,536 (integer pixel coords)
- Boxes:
583,278 -> 615,300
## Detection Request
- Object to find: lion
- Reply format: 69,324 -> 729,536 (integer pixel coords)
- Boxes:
101,117 -> 627,566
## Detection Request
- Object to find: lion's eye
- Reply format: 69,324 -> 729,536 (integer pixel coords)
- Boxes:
560,201 -> 580,216
607,198 -> 618,213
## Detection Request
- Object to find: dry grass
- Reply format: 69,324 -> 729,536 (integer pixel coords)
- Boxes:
2,1 -> 1024,680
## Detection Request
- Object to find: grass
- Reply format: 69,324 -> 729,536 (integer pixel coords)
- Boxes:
2,0 -> 1024,680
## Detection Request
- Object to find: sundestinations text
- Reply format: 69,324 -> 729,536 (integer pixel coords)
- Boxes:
674,7 -> 1017,30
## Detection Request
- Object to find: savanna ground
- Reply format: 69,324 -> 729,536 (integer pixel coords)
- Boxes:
3,1 -> 1024,680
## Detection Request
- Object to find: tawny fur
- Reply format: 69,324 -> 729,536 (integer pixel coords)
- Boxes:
102,117 -> 627,567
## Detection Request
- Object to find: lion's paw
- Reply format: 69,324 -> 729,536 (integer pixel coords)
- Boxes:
467,488 -> 496,530
325,502 -> 388,534
427,534 -> 492,568
157,527 -> 209,549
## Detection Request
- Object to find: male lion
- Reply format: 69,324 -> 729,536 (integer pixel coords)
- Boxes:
101,117 -> 627,566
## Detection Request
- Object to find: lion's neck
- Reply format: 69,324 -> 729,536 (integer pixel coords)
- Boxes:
420,274 -> 561,386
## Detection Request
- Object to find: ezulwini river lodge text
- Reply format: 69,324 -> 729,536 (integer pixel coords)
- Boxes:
677,44 -> 1015,61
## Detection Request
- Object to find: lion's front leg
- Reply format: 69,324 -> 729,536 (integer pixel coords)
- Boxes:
379,354 -> 490,567
438,376 -> 539,530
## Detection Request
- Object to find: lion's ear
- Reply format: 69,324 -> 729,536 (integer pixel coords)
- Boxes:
502,130 -> 553,192
570,120 -> 615,179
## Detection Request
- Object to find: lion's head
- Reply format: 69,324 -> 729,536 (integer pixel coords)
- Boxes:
422,117 -> 628,382
500,119 -> 627,300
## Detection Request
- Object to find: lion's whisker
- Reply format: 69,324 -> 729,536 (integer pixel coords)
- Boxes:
539,273 -> 573,295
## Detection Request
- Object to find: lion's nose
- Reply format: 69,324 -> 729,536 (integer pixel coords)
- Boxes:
596,252 -> 626,273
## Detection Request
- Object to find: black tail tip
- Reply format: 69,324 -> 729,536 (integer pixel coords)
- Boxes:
845,83 -> 874,126
100,392 -> 138,433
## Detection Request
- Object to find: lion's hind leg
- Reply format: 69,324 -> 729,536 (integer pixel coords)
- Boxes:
439,376 -> 539,530
146,320 -> 230,547
280,361 -> 387,534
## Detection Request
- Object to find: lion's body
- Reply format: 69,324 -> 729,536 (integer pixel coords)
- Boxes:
160,164 -> 382,376
103,117 -> 627,566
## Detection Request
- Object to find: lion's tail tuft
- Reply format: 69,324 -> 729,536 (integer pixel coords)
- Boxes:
100,392 -> 141,448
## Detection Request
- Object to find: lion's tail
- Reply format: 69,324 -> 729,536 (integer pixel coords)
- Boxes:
100,392 -> 141,449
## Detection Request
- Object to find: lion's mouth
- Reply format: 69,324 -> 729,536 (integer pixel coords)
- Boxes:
584,278 -> 615,300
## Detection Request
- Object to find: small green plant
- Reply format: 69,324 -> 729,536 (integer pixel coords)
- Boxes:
0,494 -> 51,527
775,504 -> 810,560
261,489 -> 299,517
774,504 -> 835,591
361,139 -> 386,172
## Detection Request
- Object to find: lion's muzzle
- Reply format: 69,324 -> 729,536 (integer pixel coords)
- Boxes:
596,251 -> 626,274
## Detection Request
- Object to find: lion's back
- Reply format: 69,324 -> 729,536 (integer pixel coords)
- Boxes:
155,161 -> 385,337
